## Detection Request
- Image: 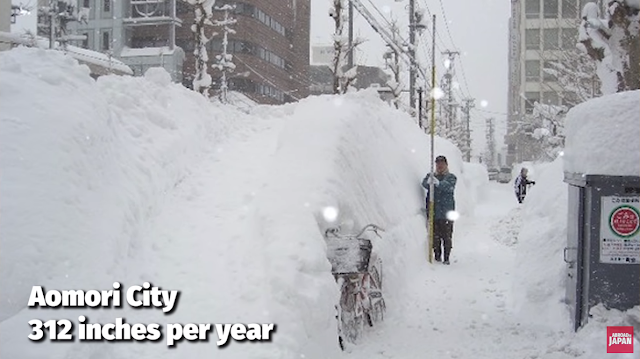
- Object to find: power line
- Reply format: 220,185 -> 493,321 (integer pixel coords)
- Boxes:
434,0 -> 472,99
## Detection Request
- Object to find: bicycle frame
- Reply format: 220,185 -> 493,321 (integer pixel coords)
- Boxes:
324,223 -> 386,350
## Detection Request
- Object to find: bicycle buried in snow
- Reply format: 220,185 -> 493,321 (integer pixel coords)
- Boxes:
324,223 -> 386,350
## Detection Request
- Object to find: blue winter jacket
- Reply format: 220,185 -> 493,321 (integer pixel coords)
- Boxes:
422,171 -> 457,220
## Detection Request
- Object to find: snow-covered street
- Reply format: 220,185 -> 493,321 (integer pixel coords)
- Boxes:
348,181 -> 564,358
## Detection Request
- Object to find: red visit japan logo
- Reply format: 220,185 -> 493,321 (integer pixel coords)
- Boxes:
607,326 -> 634,353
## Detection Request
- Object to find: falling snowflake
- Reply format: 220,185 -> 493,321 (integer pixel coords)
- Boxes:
480,100 -> 489,107
446,211 -> 460,221
430,87 -> 445,100
323,206 -> 338,222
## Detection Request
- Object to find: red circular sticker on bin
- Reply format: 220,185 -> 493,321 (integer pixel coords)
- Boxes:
609,206 -> 640,238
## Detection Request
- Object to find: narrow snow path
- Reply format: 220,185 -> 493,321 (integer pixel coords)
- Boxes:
348,182 -> 561,358
109,119 -> 283,359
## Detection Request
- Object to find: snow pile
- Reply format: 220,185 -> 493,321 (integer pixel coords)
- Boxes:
539,304 -> 640,358
563,90 -> 640,176
1,46 -> 477,359
0,47 -> 244,356
510,158 -> 570,329
461,162 -> 490,204
251,89 -> 476,356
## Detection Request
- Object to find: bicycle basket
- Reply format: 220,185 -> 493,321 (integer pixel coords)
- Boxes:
326,238 -> 373,274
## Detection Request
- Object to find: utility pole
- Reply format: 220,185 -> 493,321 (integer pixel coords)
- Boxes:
348,0 -> 354,68
408,0 -> 416,112
43,0 -> 88,49
440,50 -> 459,131
461,98 -> 475,162
485,117 -> 496,168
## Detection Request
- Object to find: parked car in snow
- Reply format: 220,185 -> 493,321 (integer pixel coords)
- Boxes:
496,167 -> 512,183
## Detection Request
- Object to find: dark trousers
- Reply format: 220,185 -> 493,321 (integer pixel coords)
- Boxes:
433,219 -> 453,261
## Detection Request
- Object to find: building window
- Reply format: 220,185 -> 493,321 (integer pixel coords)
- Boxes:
544,0 -> 559,18
524,91 -> 540,113
525,29 -> 540,50
176,1 -> 190,15
104,0 -> 111,12
210,39 -> 286,70
543,91 -> 559,105
561,28 -> 578,49
561,0 -> 578,18
525,0 -> 540,19
82,32 -> 89,49
543,28 -> 559,50
525,60 -> 540,81
101,30 -> 110,51
543,60 -> 557,80
131,37 -> 168,48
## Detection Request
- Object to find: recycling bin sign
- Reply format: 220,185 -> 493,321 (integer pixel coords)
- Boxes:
600,196 -> 640,264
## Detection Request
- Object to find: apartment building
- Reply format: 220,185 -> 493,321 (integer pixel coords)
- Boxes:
53,1 -> 309,104
65,0 -> 184,81
505,0 -> 600,165
176,0 -> 311,104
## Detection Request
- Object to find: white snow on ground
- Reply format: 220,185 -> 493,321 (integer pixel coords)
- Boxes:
1,47 -> 639,359
511,159 -> 570,329
563,90 -> 640,176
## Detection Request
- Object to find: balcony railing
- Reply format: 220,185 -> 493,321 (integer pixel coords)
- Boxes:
123,0 -> 180,26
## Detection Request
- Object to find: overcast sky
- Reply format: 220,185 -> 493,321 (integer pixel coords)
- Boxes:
310,0 -> 511,161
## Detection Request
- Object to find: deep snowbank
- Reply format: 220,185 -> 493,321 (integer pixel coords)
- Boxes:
510,158 -> 640,358
563,90 -> 640,176
510,158 -> 570,329
250,89 -> 478,357
1,47 -> 480,358
461,162 -> 490,204
0,47 -> 246,356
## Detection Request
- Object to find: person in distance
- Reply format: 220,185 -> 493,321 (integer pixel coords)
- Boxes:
514,167 -> 535,204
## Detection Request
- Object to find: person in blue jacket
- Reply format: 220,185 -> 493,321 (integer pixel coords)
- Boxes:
422,155 -> 457,265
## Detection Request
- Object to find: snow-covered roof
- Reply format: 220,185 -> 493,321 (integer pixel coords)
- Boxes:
0,31 -> 133,75
62,45 -> 133,75
563,90 -> 640,176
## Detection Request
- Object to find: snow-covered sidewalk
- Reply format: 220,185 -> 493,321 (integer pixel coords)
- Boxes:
347,182 -> 564,358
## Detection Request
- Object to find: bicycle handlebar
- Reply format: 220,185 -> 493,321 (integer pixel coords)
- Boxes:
354,223 -> 385,238
324,223 -> 385,240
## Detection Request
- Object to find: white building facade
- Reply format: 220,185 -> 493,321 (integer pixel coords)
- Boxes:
67,0 -> 184,81
506,0 -> 600,165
